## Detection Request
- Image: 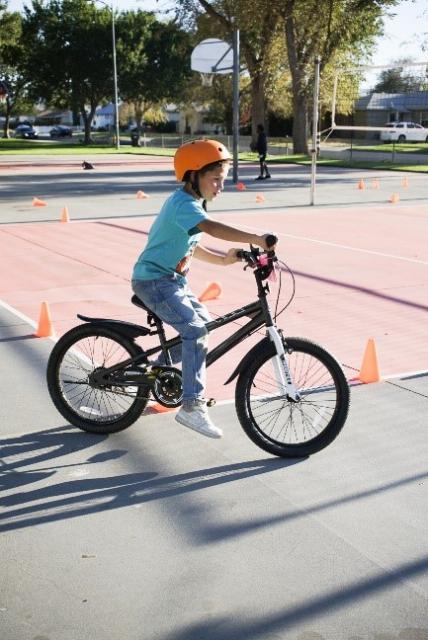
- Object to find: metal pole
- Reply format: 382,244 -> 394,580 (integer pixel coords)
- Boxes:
232,28 -> 240,183
331,72 -> 338,128
111,2 -> 120,150
310,57 -> 321,206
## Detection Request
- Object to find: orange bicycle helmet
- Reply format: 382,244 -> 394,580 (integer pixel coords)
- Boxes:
174,139 -> 230,181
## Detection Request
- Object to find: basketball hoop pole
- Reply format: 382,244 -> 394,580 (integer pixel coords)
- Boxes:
232,27 -> 240,183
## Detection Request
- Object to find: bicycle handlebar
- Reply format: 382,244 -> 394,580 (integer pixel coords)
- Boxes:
236,234 -> 278,279
236,234 -> 278,264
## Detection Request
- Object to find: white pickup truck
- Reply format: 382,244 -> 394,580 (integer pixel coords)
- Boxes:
380,121 -> 428,143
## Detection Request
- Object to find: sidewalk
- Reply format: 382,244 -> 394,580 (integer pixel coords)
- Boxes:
1,303 -> 428,640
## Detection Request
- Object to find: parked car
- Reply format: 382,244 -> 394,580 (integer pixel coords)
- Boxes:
380,121 -> 428,143
50,125 -> 73,138
14,124 -> 38,139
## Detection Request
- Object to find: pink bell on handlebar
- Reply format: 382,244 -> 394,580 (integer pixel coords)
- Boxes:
258,255 -> 277,282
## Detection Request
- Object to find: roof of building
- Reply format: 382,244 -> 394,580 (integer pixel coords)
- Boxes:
356,91 -> 428,111
96,103 -> 115,116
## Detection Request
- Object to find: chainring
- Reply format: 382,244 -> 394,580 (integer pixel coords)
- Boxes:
152,367 -> 183,408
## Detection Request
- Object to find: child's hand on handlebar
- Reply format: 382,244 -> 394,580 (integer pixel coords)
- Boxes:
223,248 -> 243,265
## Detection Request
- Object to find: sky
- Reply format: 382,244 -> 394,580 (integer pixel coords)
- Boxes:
6,0 -> 428,68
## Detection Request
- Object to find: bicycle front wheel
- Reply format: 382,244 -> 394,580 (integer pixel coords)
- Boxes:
47,324 -> 150,434
235,337 -> 350,458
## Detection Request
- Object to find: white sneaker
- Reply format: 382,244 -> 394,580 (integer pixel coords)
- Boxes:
175,405 -> 223,439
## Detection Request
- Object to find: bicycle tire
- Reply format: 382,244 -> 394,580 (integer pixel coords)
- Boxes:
235,337 -> 350,458
47,324 -> 150,434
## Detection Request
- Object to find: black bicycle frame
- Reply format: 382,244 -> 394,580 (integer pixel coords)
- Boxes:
145,299 -> 266,366
146,269 -> 275,366
95,270 -> 276,386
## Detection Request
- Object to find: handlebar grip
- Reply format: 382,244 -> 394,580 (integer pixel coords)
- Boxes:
236,249 -> 246,260
265,234 -> 278,249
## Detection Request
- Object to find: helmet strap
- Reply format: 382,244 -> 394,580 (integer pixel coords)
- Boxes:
191,172 -> 202,199
185,171 -> 206,210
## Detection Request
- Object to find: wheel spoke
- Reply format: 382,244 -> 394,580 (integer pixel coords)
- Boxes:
246,346 -> 341,446
56,333 -> 143,424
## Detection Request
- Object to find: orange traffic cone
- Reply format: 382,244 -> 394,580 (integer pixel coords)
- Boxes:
151,403 -> 174,413
371,178 -> 380,189
255,193 -> 265,203
357,179 -> 365,190
236,182 -> 246,191
401,176 -> 409,188
389,192 -> 400,203
32,197 -> 47,207
358,338 -> 381,383
60,206 -> 70,223
198,281 -> 222,302
35,302 -> 55,338
136,190 -> 149,199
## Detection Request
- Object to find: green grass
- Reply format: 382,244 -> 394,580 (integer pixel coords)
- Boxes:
0,137 -> 171,155
351,142 -> 428,154
240,151 -> 428,172
1,138 -> 427,172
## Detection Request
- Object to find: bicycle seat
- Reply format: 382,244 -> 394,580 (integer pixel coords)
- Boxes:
131,295 -> 162,323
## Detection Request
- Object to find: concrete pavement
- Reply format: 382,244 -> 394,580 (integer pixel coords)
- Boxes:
1,154 -> 428,225
1,302 -> 428,640
1,154 -> 428,639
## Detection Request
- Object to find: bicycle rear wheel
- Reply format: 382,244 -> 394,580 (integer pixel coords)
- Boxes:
47,324 -> 149,434
235,337 -> 350,458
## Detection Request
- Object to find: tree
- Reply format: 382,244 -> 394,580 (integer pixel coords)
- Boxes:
178,0 -> 282,140
276,0 -> 399,153
181,0 -> 400,152
22,0 -> 116,144
116,10 -> 192,134
373,59 -> 428,93
0,6 -> 34,138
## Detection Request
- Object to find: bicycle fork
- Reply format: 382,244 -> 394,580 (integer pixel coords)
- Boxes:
267,326 -> 301,402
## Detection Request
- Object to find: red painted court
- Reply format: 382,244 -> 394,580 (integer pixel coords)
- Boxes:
1,202 -> 427,401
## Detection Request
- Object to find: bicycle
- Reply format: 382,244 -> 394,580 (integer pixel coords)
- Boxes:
46,240 -> 350,458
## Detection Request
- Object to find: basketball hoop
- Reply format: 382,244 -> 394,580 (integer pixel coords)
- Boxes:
199,72 -> 214,88
191,38 -> 234,76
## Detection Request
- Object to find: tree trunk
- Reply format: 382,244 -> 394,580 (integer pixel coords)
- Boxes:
284,5 -> 309,154
134,100 -> 144,135
251,73 -> 266,138
292,90 -> 309,154
80,104 -> 97,145
2,99 -> 12,138
83,112 -> 92,145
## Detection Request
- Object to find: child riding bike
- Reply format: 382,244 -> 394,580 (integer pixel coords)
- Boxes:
131,139 -> 276,439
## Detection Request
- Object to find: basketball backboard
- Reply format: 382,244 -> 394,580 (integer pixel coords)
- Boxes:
191,38 -> 234,75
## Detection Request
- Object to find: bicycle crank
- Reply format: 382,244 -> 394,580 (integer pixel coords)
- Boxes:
151,367 -> 183,408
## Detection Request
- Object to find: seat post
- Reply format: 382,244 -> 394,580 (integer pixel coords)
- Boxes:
131,295 -> 172,365
156,319 -> 173,366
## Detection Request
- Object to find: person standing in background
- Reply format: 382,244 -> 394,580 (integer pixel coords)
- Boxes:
254,123 -> 271,180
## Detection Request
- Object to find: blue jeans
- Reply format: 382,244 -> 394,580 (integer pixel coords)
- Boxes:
132,274 -> 212,402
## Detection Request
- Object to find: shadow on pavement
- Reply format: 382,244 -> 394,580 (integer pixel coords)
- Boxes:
0,448 -> 301,532
157,562 -> 428,640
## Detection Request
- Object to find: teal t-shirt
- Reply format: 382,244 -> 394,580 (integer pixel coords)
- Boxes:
132,189 -> 207,280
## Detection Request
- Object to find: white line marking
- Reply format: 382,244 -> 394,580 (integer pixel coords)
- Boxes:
0,297 -> 58,344
282,233 -> 428,265
239,224 -> 428,265
384,369 -> 428,381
